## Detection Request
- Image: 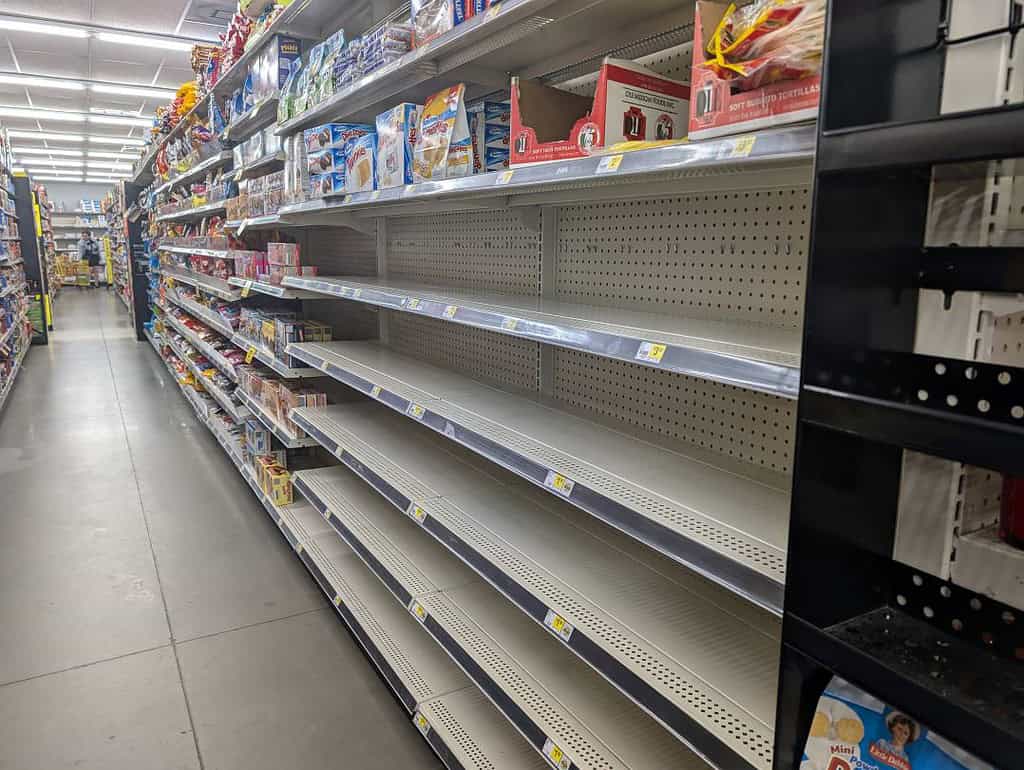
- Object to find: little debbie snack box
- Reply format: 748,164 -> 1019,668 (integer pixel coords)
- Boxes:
376,103 -> 421,188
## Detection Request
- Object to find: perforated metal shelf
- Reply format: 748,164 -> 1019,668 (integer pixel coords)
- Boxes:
283,275 -> 800,397
162,290 -> 235,338
230,333 -> 322,378
417,687 -> 550,770
154,200 -> 227,223
159,265 -> 241,301
287,341 -> 789,612
228,151 -> 285,181
292,415 -> 778,770
163,313 -> 238,382
224,214 -> 282,232
227,275 -> 324,300
153,151 -> 233,196
420,581 -> 709,770
235,388 -> 319,448
278,127 -> 813,227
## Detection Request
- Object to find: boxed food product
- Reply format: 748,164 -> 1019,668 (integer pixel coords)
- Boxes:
268,242 -> 300,266
485,147 -> 510,171
375,103 -> 421,188
689,0 -> 822,140
484,100 -> 511,125
411,0 -> 470,47
510,58 -> 690,165
310,172 -> 346,197
245,419 -> 270,454
303,123 -> 373,152
307,147 -> 346,174
251,35 -> 301,104
484,123 -> 510,148
413,84 -> 473,181
345,133 -> 377,192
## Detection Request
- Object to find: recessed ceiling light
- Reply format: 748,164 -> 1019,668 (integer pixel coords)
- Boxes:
0,74 -> 84,90
13,147 -> 83,157
0,106 -> 84,122
95,32 -> 193,51
7,130 -> 85,142
88,135 -> 146,146
91,84 -> 176,99
0,19 -> 89,38
88,114 -> 152,127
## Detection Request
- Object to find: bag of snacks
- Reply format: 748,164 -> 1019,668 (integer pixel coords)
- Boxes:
413,83 -> 472,181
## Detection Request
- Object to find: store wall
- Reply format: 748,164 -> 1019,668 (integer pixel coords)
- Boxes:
40,182 -> 115,213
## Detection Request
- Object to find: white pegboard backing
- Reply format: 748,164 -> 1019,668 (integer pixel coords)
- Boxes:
387,311 -> 541,394
552,349 -> 795,476
306,224 -> 378,276
386,211 -> 541,294
988,310 -> 1024,367
551,41 -> 693,98
555,189 -> 810,330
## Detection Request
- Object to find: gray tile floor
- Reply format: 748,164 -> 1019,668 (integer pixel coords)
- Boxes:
0,290 -> 440,770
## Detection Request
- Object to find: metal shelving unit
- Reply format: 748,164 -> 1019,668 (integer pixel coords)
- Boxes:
227,276 -> 324,300
153,151 -> 234,196
162,312 -> 239,382
163,289 -> 235,337
159,264 -> 241,301
235,388 -> 318,449
287,341 -> 790,612
154,200 -> 227,223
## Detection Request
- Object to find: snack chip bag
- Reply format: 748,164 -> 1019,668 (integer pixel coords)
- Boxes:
803,678 -> 992,770
413,84 -> 472,182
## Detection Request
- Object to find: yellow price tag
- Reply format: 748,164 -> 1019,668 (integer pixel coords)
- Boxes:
370,385 -> 382,398
730,135 -> 757,158
486,3 -> 501,19
413,712 -> 430,735
240,280 -> 253,298
596,154 -> 623,174
544,609 -> 575,642
407,297 -> 421,310
543,739 -> 571,770
407,403 -> 425,420
501,317 -> 518,331
407,503 -> 427,523
409,600 -> 427,622
352,288 -> 362,298
544,470 -> 575,497
635,341 -> 667,364
443,305 -> 457,319
245,346 -> 256,364
370,190 -> 380,201
343,195 -> 352,204
333,594 -> 343,607
166,277 -> 175,288
495,170 -> 514,185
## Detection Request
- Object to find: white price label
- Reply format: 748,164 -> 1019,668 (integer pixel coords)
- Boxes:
407,402 -> 425,420
409,599 -> 428,623
443,305 -> 457,319
544,470 -> 575,497
542,738 -> 572,770
501,317 -> 518,331
595,154 -> 623,174
413,711 -> 430,736
544,609 -> 575,642
635,341 -> 667,364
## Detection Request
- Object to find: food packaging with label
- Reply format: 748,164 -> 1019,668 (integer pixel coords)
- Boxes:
375,103 -> 421,188
413,83 -> 473,181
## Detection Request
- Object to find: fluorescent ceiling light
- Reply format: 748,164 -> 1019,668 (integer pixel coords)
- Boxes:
13,147 -> 83,156
87,151 -> 139,159
0,74 -> 83,90
92,84 -> 175,99
86,161 -> 130,169
26,159 -> 84,168
88,114 -> 152,127
35,175 -> 84,181
1,19 -> 89,38
7,130 -> 84,142
12,166 -> 24,173
0,106 -> 84,122
88,135 -> 146,146
95,32 -> 193,52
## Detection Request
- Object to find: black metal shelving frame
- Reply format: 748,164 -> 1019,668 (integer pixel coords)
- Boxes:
775,3 -> 1024,769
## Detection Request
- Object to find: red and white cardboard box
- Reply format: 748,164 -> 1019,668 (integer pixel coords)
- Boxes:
688,0 -> 820,141
510,58 -> 690,166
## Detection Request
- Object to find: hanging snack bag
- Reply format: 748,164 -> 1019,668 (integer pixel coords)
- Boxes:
413,84 -> 472,181
375,103 -> 421,188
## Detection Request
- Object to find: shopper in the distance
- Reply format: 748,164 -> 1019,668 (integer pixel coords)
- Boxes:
78,229 -> 103,287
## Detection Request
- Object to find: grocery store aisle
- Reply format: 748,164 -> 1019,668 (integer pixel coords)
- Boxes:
0,290 -> 439,770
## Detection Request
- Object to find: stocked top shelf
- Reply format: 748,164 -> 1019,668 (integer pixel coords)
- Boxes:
163,312 -> 239,383
279,125 -> 814,224
159,245 -> 228,258
163,289 -> 235,338
160,264 -> 241,301
153,151 -> 234,196
163,333 -> 249,422
276,0 -> 681,134
293,413 -> 780,769
288,340 -> 790,613
283,275 -> 801,397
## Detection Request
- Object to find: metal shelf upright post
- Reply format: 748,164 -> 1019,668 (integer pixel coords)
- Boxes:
775,3 -> 1024,770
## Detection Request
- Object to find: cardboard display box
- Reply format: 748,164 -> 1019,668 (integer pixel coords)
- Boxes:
688,0 -> 820,141
510,58 -> 690,166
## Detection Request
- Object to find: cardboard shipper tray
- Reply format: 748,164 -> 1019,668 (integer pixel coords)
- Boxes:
510,57 -> 690,166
